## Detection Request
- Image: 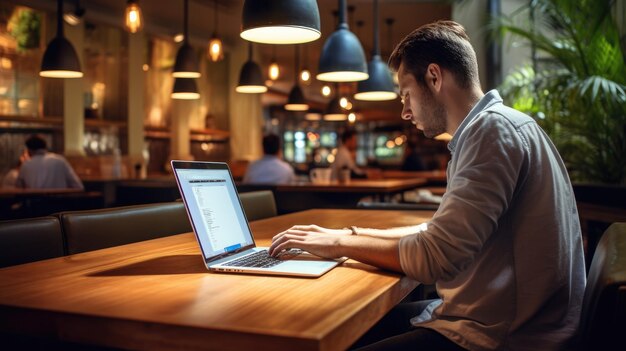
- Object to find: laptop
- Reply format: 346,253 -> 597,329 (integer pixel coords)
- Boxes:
171,160 -> 345,277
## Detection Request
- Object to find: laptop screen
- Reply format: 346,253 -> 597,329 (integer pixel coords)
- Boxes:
172,162 -> 255,260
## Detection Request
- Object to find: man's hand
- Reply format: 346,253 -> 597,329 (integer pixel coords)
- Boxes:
269,225 -> 350,258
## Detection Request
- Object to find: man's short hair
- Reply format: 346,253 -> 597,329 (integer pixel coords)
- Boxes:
388,20 -> 480,89
262,134 -> 281,155
25,134 -> 47,151
341,129 -> 357,144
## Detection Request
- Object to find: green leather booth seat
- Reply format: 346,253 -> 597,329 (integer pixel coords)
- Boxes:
58,202 -> 192,255
579,222 -> 626,349
0,216 -> 65,268
239,190 -> 277,221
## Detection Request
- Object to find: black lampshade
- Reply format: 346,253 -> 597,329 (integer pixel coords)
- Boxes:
285,85 -> 308,111
317,0 -> 367,82
324,96 -> 347,121
354,55 -> 397,101
354,0 -> 397,101
241,0 -> 321,44
171,78 -> 200,100
173,44 -> 200,78
40,0 -> 83,78
172,0 -> 200,78
236,43 -> 267,93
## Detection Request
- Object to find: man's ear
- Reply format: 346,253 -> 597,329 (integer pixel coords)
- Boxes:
425,63 -> 442,93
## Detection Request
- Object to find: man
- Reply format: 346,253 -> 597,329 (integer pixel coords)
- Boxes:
330,129 -> 366,180
17,134 -> 84,190
243,134 -> 295,184
270,21 -> 585,350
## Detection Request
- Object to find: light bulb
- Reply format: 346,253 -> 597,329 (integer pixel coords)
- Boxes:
300,69 -> 310,82
207,36 -> 223,62
321,85 -> 331,97
269,62 -> 280,81
125,1 -> 143,33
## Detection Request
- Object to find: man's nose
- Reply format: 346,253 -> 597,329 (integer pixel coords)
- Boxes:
401,106 -> 412,121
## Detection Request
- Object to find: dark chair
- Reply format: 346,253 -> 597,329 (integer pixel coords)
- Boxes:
0,216 -> 65,267
578,222 -> 626,350
239,190 -> 277,221
58,202 -> 192,255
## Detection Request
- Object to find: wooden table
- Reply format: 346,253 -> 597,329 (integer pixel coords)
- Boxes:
0,209 -> 433,351
238,178 -> 427,214
382,170 -> 447,185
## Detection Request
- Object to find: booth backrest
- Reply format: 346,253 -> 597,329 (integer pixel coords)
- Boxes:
0,216 -> 65,267
58,202 -> 192,255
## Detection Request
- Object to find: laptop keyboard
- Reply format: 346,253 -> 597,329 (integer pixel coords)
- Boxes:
223,250 -> 283,268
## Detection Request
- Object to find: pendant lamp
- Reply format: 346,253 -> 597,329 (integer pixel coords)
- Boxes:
317,0 -> 368,82
125,0 -> 143,33
241,0 -> 321,44
236,42 -> 267,93
285,46 -> 308,111
40,0 -> 83,78
324,85 -> 348,121
171,78 -> 200,100
268,46 -> 280,81
207,0 -> 223,62
173,0 -> 200,78
354,0 -> 397,101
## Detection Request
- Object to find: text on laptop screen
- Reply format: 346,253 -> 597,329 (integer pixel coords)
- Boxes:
175,168 -> 254,259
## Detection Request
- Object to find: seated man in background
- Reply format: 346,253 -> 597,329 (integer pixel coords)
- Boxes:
17,134 -> 84,190
243,134 -> 295,184
331,129 -> 367,180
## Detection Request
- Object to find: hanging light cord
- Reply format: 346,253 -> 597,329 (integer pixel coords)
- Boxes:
338,0 -> 348,30
56,0 -> 63,37
373,0 -> 380,56
213,0 -> 218,34
294,45 -> 299,84
184,0 -> 189,43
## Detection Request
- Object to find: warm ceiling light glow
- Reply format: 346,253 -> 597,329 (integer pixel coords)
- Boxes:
142,64 -> 149,71
316,71 -> 368,82
125,0 -> 143,33
321,85 -> 331,97
305,112 -> 322,121
269,61 -> 280,80
208,37 -> 223,62
40,70 -> 83,78
235,85 -> 268,93
353,91 -> 398,101
172,72 -> 201,78
241,27 -> 321,45
171,92 -> 200,100
339,97 -> 349,108
300,69 -> 310,82
285,103 -> 309,111
348,112 -> 356,123
173,34 -> 184,43
324,113 -> 348,121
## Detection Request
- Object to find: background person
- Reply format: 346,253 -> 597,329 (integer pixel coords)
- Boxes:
270,20 -> 585,351
331,129 -> 367,180
243,134 -> 295,184
16,134 -> 84,190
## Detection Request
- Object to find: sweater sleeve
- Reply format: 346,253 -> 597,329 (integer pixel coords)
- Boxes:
399,113 -> 528,283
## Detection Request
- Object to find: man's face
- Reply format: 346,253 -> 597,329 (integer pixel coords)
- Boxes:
397,63 -> 447,138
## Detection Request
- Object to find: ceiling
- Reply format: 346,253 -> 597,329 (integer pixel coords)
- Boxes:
15,0 -> 452,121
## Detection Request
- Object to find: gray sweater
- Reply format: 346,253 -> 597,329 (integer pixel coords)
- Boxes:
399,90 -> 586,350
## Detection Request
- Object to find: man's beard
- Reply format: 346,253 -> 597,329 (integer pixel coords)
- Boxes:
418,87 -> 447,138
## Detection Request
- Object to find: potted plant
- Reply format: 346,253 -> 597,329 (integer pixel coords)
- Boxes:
493,0 -> 626,185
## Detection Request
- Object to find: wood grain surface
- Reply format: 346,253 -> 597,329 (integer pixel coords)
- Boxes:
0,209 -> 434,351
